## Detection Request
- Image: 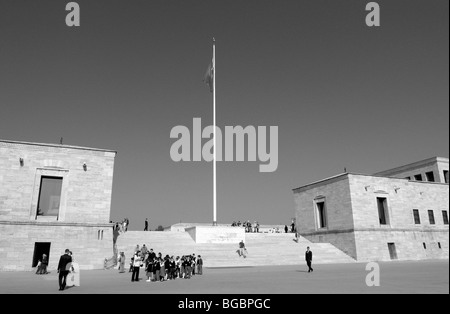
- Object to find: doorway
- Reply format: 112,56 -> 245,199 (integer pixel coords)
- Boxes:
32,242 -> 51,267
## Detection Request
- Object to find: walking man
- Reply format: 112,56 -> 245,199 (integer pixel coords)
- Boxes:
305,247 -> 313,273
237,240 -> 247,258
57,249 -> 72,291
144,218 -> 148,231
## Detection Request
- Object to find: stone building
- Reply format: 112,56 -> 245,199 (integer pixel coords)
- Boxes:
293,157 -> 449,262
0,140 -> 116,271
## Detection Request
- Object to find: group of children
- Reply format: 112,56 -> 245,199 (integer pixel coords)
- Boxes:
129,245 -> 203,282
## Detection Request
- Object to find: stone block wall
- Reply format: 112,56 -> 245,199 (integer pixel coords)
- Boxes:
348,174 -> 449,230
0,222 -> 113,271
294,175 -> 354,233
0,141 -> 116,224
354,230 -> 449,262
0,140 -> 117,271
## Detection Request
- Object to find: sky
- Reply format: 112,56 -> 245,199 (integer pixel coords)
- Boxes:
0,0 -> 448,230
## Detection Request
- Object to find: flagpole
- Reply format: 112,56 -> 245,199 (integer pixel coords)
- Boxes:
212,37 -> 217,226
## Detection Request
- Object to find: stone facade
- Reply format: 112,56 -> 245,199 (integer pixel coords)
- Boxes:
294,157 -> 449,262
0,140 -> 116,271
374,157 -> 449,183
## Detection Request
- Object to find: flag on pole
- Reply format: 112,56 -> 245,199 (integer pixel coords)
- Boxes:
203,61 -> 214,93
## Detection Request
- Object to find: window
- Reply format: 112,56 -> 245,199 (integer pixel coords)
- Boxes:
444,171 -> 449,184
423,243 -> 427,249
388,243 -> 397,260
405,176 -> 411,180
414,174 -> 423,181
425,171 -> 435,182
438,242 -> 442,249
37,177 -> 63,217
413,209 -> 421,224
377,197 -> 389,225
443,211 -> 449,225
316,201 -> 327,229
428,210 -> 435,225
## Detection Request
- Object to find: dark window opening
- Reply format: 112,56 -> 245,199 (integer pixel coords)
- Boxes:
413,209 -> 421,224
425,172 -> 435,182
32,242 -> 51,268
37,176 -> 63,217
405,176 -> 411,180
423,243 -> 427,249
428,210 -> 435,225
316,202 -> 327,229
388,243 -> 397,260
414,174 -> 423,181
438,242 -> 442,249
377,197 -> 389,225
443,211 -> 449,225
444,170 -> 449,184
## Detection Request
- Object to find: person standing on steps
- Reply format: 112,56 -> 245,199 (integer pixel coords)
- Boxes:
305,247 -> 313,273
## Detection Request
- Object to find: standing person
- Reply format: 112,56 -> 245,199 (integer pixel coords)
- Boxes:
131,251 -> 142,282
148,249 -> 156,262
179,257 -> 185,279
197,255 -> 203,275
145,257 -> 153,282
57,249 -> 72,291
141,244 -> 148,257
191,254 -> 196,276
66,255 -> 80,287
175,256 -> 181,279
144,218 -> 149,231
154,258 -> 161,282
305,247 -> 313,273
169,256 -> 176,280
164,256 -> 171,280
285,225 -> 289,233
184,256 -> 191,279
118,252 -> 126,273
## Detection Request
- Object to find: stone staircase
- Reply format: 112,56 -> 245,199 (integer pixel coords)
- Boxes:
116,231 -> 355,268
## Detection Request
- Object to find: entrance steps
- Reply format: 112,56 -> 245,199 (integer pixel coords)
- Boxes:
116,231 -> 355,268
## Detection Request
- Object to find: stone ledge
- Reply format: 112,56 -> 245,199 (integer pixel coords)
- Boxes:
0,220 -> 113,228
301,227 -> 449,236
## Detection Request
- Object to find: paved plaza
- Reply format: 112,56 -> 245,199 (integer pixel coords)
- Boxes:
0,260 -> 448,294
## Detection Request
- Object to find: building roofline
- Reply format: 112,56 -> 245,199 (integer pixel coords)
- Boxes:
374,157 -> 449,176
293,173 -> 350,193
293,171 -> 448,193
0,139 -> 117,154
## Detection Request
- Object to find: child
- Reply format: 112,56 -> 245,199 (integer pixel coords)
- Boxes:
180,257 -> 185,279
153,258 -> 161,282
175,256 -> 181,279
191,254 -> 196,276
184,256 -> 191,279
146,258 -> 154,282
